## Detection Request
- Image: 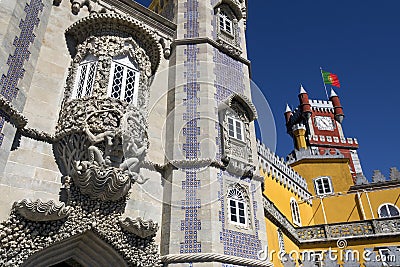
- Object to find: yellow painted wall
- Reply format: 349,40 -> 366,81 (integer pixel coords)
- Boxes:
290,158 -> 354,194
265,219 -> 300,267
260,168 -> 314,227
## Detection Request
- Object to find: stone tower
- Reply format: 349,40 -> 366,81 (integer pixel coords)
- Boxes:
0,0 -> 270,266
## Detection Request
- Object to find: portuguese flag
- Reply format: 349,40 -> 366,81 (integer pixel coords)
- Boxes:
322,70 -> 341,88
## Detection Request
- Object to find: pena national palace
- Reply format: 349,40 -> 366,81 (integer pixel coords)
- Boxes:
0,0 -> 399,266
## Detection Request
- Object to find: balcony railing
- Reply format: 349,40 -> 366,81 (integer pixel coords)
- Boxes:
263,196 -> 400,244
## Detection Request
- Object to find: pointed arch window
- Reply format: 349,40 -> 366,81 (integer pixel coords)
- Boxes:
107,55 -> 140,105
290,197 -> 302,226
227,187 -> 247,226
378,203 -> 400,218
72,54 -> 98,99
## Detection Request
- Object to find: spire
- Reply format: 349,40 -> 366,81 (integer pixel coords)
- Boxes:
330,88 -> 337,98
285,103 -> 292,113
299,84 -> 307,94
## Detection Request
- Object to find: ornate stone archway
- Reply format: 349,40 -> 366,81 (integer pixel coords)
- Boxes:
23,231 -> 128,267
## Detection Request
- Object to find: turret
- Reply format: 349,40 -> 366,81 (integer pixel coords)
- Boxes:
330,89 -> 344,123
292,124 -> 307,150
284,104 -> 292,125
298,85 -> 312,120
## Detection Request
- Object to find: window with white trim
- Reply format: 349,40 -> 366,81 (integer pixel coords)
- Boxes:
314,176 -> 333,196
219,10 -> 233,34
227,116 -> 244,141
290,197 -> 302,226
107,55 -> 140,105
72,55 -> 98,99
378,203 -> 400,218
227,187 -> 247,226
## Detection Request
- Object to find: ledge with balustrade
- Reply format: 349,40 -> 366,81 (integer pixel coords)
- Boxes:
263,196 -> 400,245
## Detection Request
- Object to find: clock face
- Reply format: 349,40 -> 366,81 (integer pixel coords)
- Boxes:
315,116 -> 334,131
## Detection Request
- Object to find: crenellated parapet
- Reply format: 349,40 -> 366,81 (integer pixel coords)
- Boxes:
257,140 -> 312,204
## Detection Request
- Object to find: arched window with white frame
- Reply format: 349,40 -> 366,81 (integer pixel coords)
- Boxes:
107,55 -> 140,105
378,203 -> 400,218
314,176 -> 334,196
72,54 -> 98,99
227,187 -> 247,226
290,197 -> 302,226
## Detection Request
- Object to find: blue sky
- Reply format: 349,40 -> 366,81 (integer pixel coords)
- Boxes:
136,0 -> 400,180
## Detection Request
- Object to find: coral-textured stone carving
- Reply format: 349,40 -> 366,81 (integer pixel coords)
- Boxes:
12,199 -> 72,222
70,0 -> 106,15
120,217 -> 159,238
65,13 -> 161,75
73,164 -> 132,201
0,186 -> 160,266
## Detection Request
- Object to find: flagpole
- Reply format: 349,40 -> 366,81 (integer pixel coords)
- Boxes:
320,67 -> 329,100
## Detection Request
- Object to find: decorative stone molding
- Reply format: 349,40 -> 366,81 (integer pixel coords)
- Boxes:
0,186 -> 160,266
372,170 -> 386,183
161,253 -> 273,267
63,34 -> 152,111
263,197 -> 299,241
373,218 -> 400,234
73,164 -> 132,201
12,199 -> 72,222
70,0 -> 107,15
119,217 -> 159,238
263,195 -> 400,245
65,13 -> 162,74
257,141 -> 312,204
222,93 -> 257,121
0,94 -> 27,128
54,98 -> 149,201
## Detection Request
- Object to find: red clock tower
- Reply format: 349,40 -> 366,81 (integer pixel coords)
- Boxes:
285,85 -> 363,182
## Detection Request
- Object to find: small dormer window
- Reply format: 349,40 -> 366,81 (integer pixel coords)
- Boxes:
72,55 -> 98,99
227,116 -> 244,142
219,10 -> 232,34
108,55 -> 140,105
314,176 -> 333,196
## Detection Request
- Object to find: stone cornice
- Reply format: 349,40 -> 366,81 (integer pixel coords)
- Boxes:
173,38 -> 251,67
107,0 -> 176,37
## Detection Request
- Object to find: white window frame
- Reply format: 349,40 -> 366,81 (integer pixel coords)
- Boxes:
290,197 -> 302,226
227,188 -> 247,226
378,203 -> 400,218
314,176 -> 334,196
227,116 -> 244,142
218,10 -> 233,35
107,56 -> 140,105
72,55 -> 98,99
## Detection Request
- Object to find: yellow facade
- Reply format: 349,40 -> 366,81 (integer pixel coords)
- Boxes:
260,151 -> 400,266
